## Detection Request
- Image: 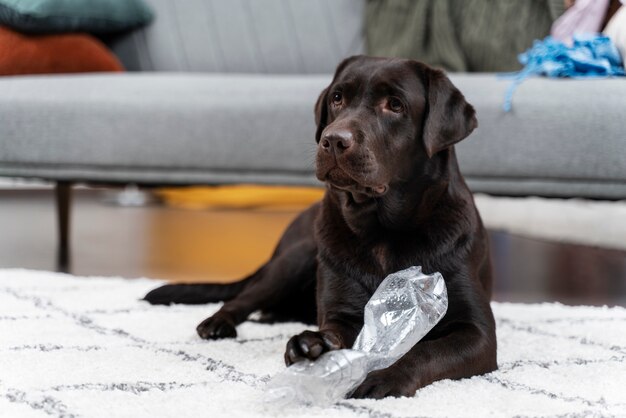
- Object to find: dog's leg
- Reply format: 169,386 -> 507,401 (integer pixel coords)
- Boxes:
284,267 -> 368,365
350,278 -> 497,398
192,203 -> 320,340
196,239 -> 317,339
144,200 -> 320,311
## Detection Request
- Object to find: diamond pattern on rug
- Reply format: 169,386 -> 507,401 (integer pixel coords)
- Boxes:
1,269 -> 625,418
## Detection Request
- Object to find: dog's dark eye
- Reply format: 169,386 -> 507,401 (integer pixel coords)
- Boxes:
331,92 -> 343,106
388,97 -> 404,113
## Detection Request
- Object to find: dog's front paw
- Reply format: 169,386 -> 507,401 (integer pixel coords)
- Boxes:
350,366 -> 416,399
284,330 -> 342,365
196,315 -> 237,340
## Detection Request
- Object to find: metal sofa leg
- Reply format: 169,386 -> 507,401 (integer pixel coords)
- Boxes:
55,181 -> 72,273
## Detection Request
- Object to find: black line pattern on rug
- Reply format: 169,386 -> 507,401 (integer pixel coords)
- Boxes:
48,381 -> 211,395
3,387 -> 76,418
0,285 -> 409,418
498,318 -> 626,355
2,282 -> 624,418
6,344 -> 102,352
85,306 -> 175,315
536,317 -> 626,325
160,333 -> 292,346
0,287 -> 264,388
0,314 -> 53,321
498,355 -> 626,373
484,375 -> 603,409
335,401 -> 413,418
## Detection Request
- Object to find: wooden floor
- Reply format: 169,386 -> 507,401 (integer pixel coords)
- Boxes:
1,188 -> 625,307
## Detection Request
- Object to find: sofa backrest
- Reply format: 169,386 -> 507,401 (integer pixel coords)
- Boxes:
109,0 -> 364,74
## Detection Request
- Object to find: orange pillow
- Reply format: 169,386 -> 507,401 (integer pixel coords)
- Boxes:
0,26 -> 123,75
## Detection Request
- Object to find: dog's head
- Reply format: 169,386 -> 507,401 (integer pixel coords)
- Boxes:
315,56 -> 477,202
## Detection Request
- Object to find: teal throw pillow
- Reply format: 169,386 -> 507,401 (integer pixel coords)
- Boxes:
0,0 -> 154,34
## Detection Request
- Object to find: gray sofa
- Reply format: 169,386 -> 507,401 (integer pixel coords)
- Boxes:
1,0 -> 625,270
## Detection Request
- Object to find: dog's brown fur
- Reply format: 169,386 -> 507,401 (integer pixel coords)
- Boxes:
145,56 -> 497,398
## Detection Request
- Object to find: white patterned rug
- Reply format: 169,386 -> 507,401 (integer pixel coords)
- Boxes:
1,269 -> 625,418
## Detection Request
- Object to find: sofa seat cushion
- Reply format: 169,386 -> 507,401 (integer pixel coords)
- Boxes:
451,74 -> 626,199
0,73 -> 328,185
0,73 -> 624,199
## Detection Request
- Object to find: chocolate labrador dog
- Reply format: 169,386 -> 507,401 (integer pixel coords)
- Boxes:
144,55 -> 497,398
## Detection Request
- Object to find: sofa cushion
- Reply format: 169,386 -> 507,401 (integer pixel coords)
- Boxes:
0,73 -> 624,199
0,73 -> 328,185
0,26 -> 124,75
451,74 -> 626,199
0,0 -> 153,34
107,0 -> 364,74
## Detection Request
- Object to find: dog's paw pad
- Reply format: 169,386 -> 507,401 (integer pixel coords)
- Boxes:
284,330 -> 341,365
350,367 -> 415,399
196,316 -> 237,340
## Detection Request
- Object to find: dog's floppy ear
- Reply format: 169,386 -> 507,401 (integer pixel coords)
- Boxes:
418,64 -> 477,158
314,55 -> 363,142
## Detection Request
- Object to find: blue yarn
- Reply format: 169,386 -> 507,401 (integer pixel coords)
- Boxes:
502,34 -> 625,112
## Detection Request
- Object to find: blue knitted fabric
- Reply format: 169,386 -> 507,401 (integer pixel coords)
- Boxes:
503,34 -> 625,112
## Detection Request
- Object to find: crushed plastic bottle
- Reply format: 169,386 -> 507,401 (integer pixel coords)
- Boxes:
265,266 -> 448,406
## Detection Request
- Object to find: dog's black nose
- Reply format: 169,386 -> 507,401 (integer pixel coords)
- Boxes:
320,130 -> 354,154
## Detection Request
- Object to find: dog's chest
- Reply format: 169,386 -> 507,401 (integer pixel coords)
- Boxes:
368,236 -> 428,276
370,242 -> 394,274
